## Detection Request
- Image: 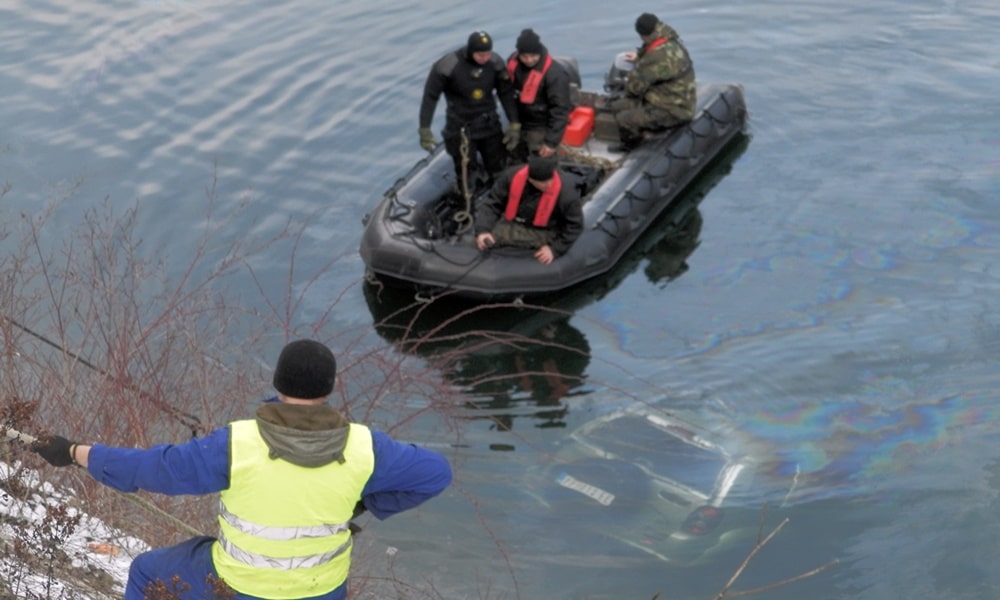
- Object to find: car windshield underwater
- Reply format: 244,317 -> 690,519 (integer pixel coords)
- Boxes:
574,412 -> 732,500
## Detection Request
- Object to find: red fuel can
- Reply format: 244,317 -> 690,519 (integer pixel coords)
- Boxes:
562,106 -> 595,146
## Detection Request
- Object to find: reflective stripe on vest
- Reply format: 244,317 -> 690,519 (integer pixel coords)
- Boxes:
219,501 -> 352,540
507,54 -> 552,105
218,531 -> 353,570
505,166 -> 562,227
212,420 -> 374,599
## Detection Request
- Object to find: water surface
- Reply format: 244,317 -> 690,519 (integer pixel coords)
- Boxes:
2,0 -> 999,598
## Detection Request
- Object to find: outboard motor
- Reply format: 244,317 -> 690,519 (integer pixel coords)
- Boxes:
553,56 -> 581,87
553,56 -> 582,105
603,52 -> 634,95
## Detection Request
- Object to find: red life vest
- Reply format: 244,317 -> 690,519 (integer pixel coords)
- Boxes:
507,54 -> 553,105
505,166 -> 562,227
642,37 -> 668,55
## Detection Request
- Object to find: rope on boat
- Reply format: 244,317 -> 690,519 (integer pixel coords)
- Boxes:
559,144 -> 620,172
592,188 -> 654,239
413,291 -> 436,304
452,128 -> 474,235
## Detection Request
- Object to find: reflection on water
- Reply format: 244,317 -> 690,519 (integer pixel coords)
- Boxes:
449,316 -> 591,431
363,288 -> 592,431
711,365 -> 1000,505
644,206 -> 702,286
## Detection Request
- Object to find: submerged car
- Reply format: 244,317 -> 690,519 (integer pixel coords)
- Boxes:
522,405 -> 767,565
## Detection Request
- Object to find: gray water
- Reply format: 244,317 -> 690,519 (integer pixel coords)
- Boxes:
3,0 -> 999,598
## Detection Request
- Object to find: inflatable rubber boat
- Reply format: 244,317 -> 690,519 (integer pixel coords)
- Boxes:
360,54 -> 748,301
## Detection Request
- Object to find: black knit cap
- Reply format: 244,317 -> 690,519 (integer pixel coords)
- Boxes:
635,12 -> 660,36
467,30 -> 493,53
516,28 -> 544,54
528,155 -> 557,181
272,339 -> 336,399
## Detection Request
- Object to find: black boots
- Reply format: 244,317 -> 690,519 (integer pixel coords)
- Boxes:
608,133 -> 642,153
608,139 -> 640,153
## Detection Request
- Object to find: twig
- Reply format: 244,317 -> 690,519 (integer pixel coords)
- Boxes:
724,560 -> 839,598
1,313 -> 205,435
713,517 -> 789,600
711,514 -> 838,600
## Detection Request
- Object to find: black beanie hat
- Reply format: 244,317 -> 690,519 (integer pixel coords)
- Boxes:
516,28 -> 544,55
467,30 -> 493,53
272,339 -> 336,399
635,13 -> 659,36
528,155 -> 557,181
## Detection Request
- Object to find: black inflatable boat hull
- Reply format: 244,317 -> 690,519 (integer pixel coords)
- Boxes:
360,83 -> 747,301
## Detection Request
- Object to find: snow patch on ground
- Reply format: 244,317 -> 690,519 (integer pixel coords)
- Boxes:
1,460 -> 149,599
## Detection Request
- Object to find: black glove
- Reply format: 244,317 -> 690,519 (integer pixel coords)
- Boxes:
31,435 -> 76,467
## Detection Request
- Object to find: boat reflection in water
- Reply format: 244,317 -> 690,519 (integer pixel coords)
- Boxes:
363,284 -> 592,432
362,132 -> 748,434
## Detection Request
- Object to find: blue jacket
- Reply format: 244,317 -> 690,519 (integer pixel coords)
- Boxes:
87,416 -> 452,521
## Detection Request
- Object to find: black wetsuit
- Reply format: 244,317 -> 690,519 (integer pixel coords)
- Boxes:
420,47 -> 518,181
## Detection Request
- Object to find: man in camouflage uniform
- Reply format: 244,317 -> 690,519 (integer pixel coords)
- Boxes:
609,12 -> 696,151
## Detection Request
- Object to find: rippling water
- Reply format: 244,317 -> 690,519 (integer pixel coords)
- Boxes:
3,0 -> 999,598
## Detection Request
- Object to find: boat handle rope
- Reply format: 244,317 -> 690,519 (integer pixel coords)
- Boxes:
594,188 -> 654,237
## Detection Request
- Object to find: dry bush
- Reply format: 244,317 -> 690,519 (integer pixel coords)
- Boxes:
0,175 -> 472,598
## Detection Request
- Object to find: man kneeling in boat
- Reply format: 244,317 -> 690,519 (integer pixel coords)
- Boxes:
608,12 -> 696,152
474,155 -> 583,265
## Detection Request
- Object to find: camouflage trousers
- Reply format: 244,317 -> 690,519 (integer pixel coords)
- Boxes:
609,97 -> 690,142
487,220 -> 550,249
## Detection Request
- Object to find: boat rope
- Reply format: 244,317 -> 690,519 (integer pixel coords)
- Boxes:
363,270 -> 384,292
385,188 -> 414,220
559,144 -> 620,172
413,290 -> 436,304
420,248 -> 489,293
592,188 -> 656,239
452,128 -> 474,235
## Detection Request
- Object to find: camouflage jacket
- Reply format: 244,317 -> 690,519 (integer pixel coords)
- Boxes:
625,22 -> 696,118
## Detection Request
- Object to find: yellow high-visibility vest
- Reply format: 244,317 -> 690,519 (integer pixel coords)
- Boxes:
212,419 -> 374,599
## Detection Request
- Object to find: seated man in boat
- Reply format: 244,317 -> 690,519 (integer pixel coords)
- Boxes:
505,28 -> 573,162
419,31 -> 520,187
474,155 -> 583,265
608,12 -> 696,152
